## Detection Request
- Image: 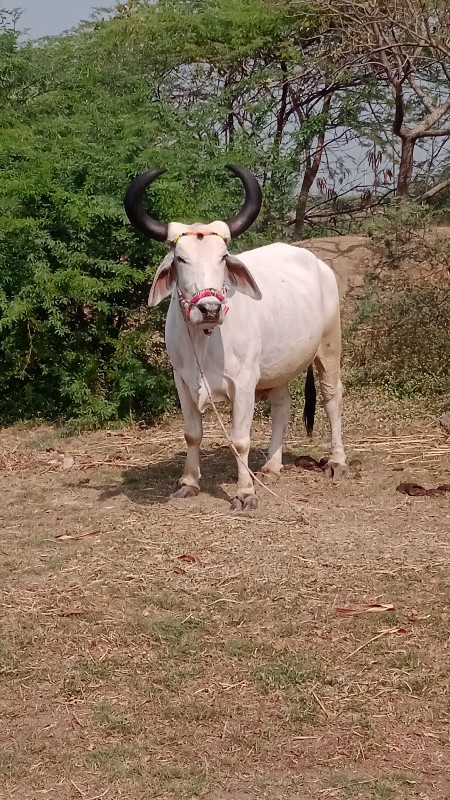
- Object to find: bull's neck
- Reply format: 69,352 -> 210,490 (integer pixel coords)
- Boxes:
187,322 -> 221,349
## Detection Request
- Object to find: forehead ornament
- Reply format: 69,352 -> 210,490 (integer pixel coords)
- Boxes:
171,231 -> 228,244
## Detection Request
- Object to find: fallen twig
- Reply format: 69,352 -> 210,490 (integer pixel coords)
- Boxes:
342,626 -> 407,661
55,530 -> 102,541
335,603 -> 395,616
311,689 -> 330,717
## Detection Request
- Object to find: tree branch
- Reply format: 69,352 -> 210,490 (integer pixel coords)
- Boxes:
414,127 -> 450,139
420,176 -> 450,202
392,82 -> 405,136
413,94 -> 450,135
406,74 -> 435,115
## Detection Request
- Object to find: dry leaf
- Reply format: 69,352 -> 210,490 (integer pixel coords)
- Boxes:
397,482 -> 450,497
397,483 -> 428,496
173,566 -> 187,575
178,554 -> 199,564
62,455 -> 75,470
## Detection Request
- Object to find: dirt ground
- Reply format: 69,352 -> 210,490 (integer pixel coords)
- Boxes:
1,391 -> 450,800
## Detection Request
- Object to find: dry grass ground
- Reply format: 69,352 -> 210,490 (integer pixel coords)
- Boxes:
1,392 -> 450,800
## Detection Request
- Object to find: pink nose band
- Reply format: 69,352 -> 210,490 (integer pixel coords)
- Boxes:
178,288 -> 229,318
191,288 -> 226,306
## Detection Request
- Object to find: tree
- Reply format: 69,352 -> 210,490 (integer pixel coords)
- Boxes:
2,0 -> 448,426
95,0 -> 372,236
325,0 -> 450,199
1,1 -> 316,423
0,9 -> 181,425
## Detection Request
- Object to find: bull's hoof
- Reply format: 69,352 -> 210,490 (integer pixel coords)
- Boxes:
259,469 -> 281,486
170,482 -> 200,499
323,462 -> 348,482
230,493 -> 258,512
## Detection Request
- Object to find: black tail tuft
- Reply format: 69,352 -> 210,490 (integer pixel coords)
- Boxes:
303,364 -> 316,437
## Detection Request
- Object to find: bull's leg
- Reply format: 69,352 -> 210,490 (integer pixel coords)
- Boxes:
230,389 -> 257,512
260,384 -> 291,484
171,372 -> 202,499
314,324 -> 347,481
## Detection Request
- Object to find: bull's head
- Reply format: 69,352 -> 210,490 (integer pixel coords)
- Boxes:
124,165 -> 262,334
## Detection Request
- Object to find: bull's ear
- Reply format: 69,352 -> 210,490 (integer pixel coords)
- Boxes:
225,254 -> 262,300
148,251 -> 176,307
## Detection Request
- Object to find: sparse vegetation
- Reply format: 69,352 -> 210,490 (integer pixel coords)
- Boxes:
344,217 -> 450,401
1,398 -> 450,798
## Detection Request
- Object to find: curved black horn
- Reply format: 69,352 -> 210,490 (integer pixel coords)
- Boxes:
224,164 -> 262,238
124,168 -> 168,242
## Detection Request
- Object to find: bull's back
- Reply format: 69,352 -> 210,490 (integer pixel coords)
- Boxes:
234,244 -> 336,385
238,243 -> 332,309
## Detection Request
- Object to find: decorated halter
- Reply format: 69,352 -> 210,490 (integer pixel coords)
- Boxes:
171,231 -> 230,319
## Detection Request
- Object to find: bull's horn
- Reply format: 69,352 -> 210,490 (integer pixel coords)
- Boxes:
224,164 -> 262,238
124,168 -> 168,242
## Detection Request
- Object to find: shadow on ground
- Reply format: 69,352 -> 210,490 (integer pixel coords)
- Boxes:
96,444 -> 301,506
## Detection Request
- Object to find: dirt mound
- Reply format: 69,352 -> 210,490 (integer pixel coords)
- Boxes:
294,225 -> 450,314
294,234 -> 374,319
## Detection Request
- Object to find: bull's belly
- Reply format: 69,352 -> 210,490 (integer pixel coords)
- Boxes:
256,369 -> 309,392
256,337 -> 320,390
175,338 -> 319,409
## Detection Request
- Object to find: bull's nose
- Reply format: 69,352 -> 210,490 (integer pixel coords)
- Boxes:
197,300 -> 221,318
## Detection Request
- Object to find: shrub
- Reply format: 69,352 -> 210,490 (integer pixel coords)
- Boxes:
344,211 -> 450,401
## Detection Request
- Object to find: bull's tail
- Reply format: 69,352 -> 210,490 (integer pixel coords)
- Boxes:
303,364 -> 316,437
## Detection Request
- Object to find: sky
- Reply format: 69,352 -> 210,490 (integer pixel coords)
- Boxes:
21,0 -> 98,38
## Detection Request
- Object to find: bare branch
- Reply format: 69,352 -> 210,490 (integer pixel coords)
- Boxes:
415,127 -> 450,139
406,74 -> 435,114
415,94 -> 450,135
420,176 -> 450,202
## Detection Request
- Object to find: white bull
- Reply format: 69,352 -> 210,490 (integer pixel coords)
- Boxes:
125,165 -> 346,510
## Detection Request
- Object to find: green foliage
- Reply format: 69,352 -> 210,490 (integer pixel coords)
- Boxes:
0,1 -> 304,426
1,0 -> 448,426
345,279 -> 450,400
364,200 -> 431,265
0,70 -> 177,425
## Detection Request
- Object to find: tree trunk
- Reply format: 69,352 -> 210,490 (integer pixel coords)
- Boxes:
396,136 -> 415,197
294,92 -> 333,239
293,93 -> 332,239
273,61 -> 289,157
293,172 -> 316,240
